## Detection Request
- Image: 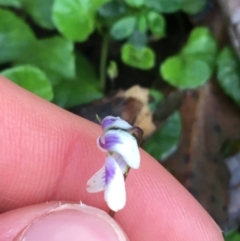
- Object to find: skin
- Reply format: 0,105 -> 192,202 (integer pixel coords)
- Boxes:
0,76 -> 224,241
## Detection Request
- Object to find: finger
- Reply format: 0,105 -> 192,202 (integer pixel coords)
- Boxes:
0,202 -> 128,241
0,77 -> 223,241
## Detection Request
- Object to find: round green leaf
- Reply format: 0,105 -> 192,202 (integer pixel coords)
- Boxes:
53,0 -> 107,41
15,36 -> 75,84
144,0 -> 181,13
0,9 -> 36,64
2,65 -> 53,101
121,43 -> 155,69
124,0 -> 144,7
98,1 -> 126,18
0,0 -> 21,7
217,47 -> 240,106
160,27 -> 217,88
182,27 -> 217,53
22,0 -> 55,29
147,11 -> 165,37
110,16 -> 137,40
181,27 -> 218,67
181,0 -> 206,14
128,30 -> 148,48
160,56 -> 211,88
144,111 -> 181,161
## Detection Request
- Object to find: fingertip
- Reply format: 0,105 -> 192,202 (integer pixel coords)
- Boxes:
0,202 -> 128,241
118,150 -> 224,241
0,77 -> 224,241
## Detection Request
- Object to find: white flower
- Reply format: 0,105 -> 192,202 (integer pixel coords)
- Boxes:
87,116 -> 141,211
87,155 -> 126,211
97,129 -> 140,169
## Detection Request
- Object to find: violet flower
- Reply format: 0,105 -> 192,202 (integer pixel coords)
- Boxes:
87,116 -> 141,212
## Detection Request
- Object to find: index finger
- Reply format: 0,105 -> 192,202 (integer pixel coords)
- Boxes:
0,76 -> 223,240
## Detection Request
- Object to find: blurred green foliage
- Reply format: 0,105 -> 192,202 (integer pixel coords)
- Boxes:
1,1 -> 240,236
217,47 -> 240,107
0,0 -> 240,164
1,0 -> 237,106
2,65 -> 53,100
225,230 -> 240,241
121,43 -> 155,69
144,111 -> 181,161
161,27 -> 218,88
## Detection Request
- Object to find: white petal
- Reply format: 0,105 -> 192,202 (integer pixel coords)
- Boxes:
112,153 -> 128,174
105,129 -> 140,169
104,157 -> 126,211
101,116 -> 132,131
86,165 -> 105,193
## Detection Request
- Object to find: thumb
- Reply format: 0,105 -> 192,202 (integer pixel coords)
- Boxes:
0,202 -> 128,241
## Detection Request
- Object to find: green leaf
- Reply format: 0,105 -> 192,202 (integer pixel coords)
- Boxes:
53,80 -> 103,108
0,0 -> 21,7
52,0 -> 108,41
0,8 -> 36,64
0,0 -> 55,29
148,89 -> 164,112
107,61 -> 118,79
217,47 -> 240,106
137,14 -> 147,33
182,27 -> 217,54
160,27 -> 217,89
160,56 -> 211,88
121,43 -> 155,69
75,53 -> 100,86
144,111 -> 181,161
53,54 -> 103,108
1,65 -> 53,101
147,11 -> 165,37
128,30 -> 148,48
182,27 -> 218,67
110,16 -> 137,40
181,0 -> 206,14
144,0 -> 181,13
225,230 -> 240,241
15,36 -> 75,84
98,1 -> 126,18
124,0 -> 144,7
21,0 -> 55,29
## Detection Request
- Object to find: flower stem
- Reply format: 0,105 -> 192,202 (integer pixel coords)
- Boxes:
124,167 -> 130,180
108,209 -> 115,217
99,34 -> 109,91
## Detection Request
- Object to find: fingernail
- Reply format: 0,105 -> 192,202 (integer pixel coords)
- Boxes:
15,203 -> 128,241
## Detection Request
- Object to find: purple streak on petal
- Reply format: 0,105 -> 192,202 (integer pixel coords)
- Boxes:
105,156 -> 116,185
97,136 -> 107,150
104,131 -> 122,150
101,116 -> 117,131
101,116 -> 132,131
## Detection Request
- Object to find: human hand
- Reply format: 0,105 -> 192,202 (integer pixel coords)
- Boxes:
0,76 -> 223,241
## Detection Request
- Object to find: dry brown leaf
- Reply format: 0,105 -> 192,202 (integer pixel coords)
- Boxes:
163,82 -> 240,229
69,85 -> 185,138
